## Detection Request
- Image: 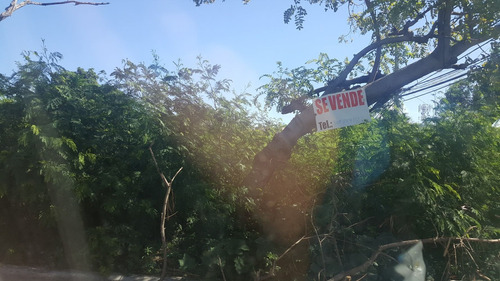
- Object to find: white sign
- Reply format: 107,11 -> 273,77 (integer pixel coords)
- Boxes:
313,88 -> 371,132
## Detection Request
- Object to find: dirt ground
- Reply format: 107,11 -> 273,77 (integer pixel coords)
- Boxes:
0,264 -> 190,281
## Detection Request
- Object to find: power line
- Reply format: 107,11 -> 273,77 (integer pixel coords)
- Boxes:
458,38 -> 494,60
374,39 -> 498,118
399,39 -> 495,98
404,54 -> 488,93
400,54 -> 490,101
405,69 -> 462,92
404,80 -> 463,102
402,72 -> 469,99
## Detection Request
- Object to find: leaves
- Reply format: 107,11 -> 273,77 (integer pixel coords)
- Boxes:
2,42 -> 499,280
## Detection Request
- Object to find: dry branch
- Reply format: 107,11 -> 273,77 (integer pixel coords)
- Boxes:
329,237 -> 500,281
1,0 -> 109,22
253,234 -> 499,281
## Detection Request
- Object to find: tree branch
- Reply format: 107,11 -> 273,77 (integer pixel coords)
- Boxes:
436,0 -> 453,66
389,5 -> 434,36
1,0 -> 109,22
366,25 -> 499,105
312,72 -> 385,95
281,15 -> 439,114
329,237 -> 500,281
244,24 -> 498,189
255,233 -> 336,281
322,28 -> 437,96
364,0 -> 382,83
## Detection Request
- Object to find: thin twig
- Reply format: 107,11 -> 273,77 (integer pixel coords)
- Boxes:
27,1 -> 109,6
1,0 -> 109,22
364,0 -> 382,83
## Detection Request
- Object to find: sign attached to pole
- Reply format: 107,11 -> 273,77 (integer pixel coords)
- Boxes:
313,87 -> 371,132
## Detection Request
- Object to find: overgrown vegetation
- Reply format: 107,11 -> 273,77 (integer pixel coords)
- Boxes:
1,45 -> 498,280
0,49 -> 277,277
2,0 -> 499,279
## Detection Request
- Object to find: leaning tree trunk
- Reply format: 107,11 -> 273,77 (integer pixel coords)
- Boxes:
243,33 -> 497,191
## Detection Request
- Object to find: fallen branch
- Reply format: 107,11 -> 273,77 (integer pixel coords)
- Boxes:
329,237 -> 500,281
1,0 -> 109,22
244,25 -> 499,190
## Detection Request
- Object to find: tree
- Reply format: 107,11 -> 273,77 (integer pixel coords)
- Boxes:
195,0 -> 500,190
191,1 -> 500,279
2,47 -> 498,280
0,0 -> 109,22
250,47 -> 499,280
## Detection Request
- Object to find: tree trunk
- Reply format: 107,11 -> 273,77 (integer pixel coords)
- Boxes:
243,32 -> 497,191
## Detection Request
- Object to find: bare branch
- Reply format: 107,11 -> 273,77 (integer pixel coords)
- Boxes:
369,46 -> 382,82
310,202 -> 327,281
1,0 -> 109,22
364,0 -> 382,83
256,233 -> 500,281
23,1 -> 110,6
312,73 -> 385,95
255,233 -> 335,281
254,235 -> 307,281
323,30 -> 436,95
389,5 -> 434,36
329,237 -> 500,281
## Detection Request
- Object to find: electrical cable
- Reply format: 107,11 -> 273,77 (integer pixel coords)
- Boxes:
372,38 -> 497,117
457,39 -> 493,60
403,53 -> 489,94
405,69 -> 462,91
402,40 -> 494,94
402,72 -> 468,98
399,55 -> 489,101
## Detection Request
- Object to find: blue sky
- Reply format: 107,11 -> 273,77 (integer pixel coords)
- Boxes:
1,0 -> 428,121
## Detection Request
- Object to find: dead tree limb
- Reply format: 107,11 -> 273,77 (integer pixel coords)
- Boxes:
149,144 -> 183,281
329,237 -> 500,281
254,232 -> 499,281
1,0 -> 109,22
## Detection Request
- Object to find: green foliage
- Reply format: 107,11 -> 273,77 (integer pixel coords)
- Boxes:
2,44 -> 499,280
0,50 -> 173,272
284,0 -> 350,29
258,53 -> 361,112
0,49 -> 279,279
301,49 -> 500,280
280,0 -> 500,40
248,45 -> 499,280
